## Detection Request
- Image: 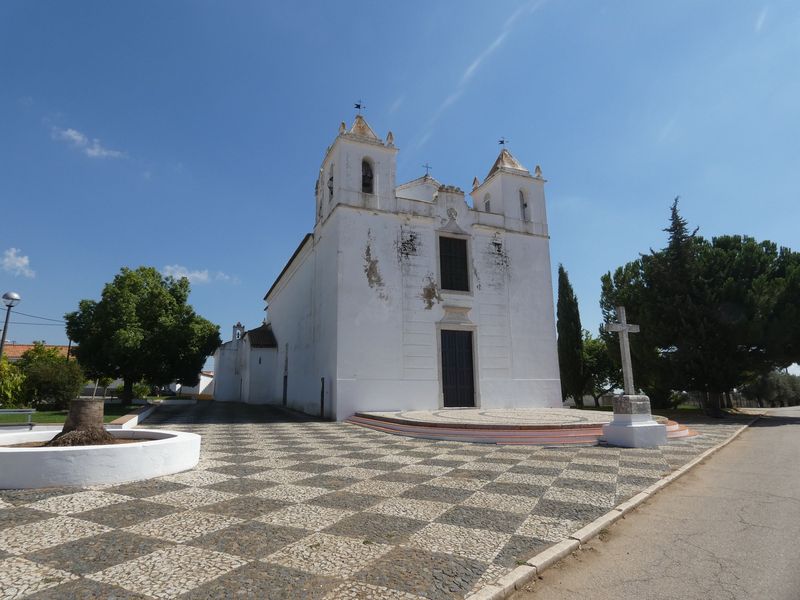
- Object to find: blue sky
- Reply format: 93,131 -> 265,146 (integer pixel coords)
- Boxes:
1,1 -> 798,353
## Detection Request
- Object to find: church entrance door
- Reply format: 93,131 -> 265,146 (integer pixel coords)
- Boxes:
441,330 -> 475,407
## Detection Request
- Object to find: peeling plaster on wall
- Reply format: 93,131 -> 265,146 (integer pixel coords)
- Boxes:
363,229 -> 388,300
421,273 -> 442,309
489,233 -> 511,272
396,227 -> 420,263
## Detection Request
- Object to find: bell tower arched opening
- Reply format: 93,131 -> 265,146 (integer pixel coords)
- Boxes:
362,159 -> 374,194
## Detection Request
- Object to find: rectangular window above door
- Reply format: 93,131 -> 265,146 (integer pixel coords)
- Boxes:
439,236 -> 469,292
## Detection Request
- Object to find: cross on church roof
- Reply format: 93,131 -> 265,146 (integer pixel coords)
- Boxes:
604,306 -> 640,395
354,99 -> 366,114
422,162 -> 432,177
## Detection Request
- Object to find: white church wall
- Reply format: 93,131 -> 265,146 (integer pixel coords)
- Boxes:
267,244 -> 317,413
470,227 -> 512,403
212,343 -> 240,402
312,220 -> 341,419
396,178 -> 439,203
331,200 -> 474,415
482,231 -> 561,407
334,207 -> 428,418
266,223 -> 340,417
330,181 -> 561,418
244,348 -> 277,404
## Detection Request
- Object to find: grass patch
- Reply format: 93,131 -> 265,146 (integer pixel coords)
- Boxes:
0,404 -> 134,424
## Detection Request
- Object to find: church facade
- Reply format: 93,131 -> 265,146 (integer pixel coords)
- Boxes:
214,115 -> 562,419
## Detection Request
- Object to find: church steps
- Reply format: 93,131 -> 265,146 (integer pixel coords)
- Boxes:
345,414 -> 699,445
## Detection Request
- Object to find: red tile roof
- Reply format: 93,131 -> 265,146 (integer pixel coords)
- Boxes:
1,344 -> 72,361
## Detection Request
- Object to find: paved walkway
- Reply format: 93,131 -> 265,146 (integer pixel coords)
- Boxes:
0,403 -> 750,599
512,407 -> 800,600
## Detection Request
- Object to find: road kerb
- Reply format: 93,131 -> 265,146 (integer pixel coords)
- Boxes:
465,414 -> 762,600
615,491 -> 650,516
568,509 -> 624,544
466,584 -> 506,600
495,565 -> 537,595
524,538 -> 580,573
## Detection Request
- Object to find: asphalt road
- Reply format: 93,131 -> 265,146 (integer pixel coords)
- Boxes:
513,407 -> 800,600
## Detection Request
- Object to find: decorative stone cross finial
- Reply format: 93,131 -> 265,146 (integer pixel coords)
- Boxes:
605,306 -> 640,395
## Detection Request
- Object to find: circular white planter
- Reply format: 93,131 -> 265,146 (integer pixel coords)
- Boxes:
0,428 -> 200,489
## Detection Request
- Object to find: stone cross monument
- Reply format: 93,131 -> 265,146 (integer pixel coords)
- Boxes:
605,306 -> 639,395
601,306 -> 667,448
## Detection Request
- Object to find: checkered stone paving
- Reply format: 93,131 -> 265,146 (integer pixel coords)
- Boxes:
0,402 -> 752,599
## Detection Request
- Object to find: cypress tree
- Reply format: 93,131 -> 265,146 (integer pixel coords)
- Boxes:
556,264 -> 585,407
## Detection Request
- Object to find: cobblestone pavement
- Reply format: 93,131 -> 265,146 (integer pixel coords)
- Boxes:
0,403 -> 751,600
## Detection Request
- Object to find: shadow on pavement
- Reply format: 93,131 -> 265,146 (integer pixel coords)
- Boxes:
749,413 -> 800,428
143,401 -> 323,425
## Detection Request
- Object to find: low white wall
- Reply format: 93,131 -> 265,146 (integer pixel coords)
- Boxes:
0,429 -> 200,489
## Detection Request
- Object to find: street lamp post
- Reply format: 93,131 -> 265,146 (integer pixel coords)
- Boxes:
0,292 -> 21,360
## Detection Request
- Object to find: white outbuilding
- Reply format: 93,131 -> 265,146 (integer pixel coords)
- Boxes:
214,115 -> 562,419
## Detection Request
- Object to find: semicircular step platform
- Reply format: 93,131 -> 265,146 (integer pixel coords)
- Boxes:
345,413 -> 699,446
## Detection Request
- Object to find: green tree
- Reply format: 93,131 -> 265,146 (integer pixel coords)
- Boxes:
557,265 -> 585,406
18,343 -> 84,410
0,357 -> 25,408
65,266 -> 221,402
582,332 -> 621,406
17,342 -> 64,371
600,200 -> 800,413
741,371 -> 800,407
600,266 -> 675,409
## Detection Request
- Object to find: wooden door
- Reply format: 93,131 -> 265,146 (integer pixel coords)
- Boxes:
441,330 -> 475,407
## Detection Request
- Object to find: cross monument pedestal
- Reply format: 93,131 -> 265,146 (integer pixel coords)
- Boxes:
601,306 -> 667,448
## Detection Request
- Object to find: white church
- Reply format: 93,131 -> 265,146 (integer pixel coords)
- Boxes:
214,115 -> 562,420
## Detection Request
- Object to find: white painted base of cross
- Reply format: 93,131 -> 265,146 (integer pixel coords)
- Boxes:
601,395 -> 667,448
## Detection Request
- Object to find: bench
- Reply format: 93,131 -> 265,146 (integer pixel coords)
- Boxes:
0,409 -> 37,429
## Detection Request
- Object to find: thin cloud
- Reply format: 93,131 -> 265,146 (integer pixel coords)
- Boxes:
51,126 -> 125,159
389,95 -> 405,114
213,271 -> 240,284
162,265 -> 236,284
460,31 -> 509,85
754,6 -> 768,33
2,248 -> 35,278
411,0 -> 547,151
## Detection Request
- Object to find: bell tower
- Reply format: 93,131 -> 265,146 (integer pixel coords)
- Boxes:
316,115 -> 398,224
471,148 -> 547,230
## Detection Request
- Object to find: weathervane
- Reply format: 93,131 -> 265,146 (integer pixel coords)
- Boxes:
498,137 -> 509,146
422,162 -> 432,177
354,99 -> 366,115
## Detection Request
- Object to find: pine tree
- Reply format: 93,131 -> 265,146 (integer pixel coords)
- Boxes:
556,265 -> 585,406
